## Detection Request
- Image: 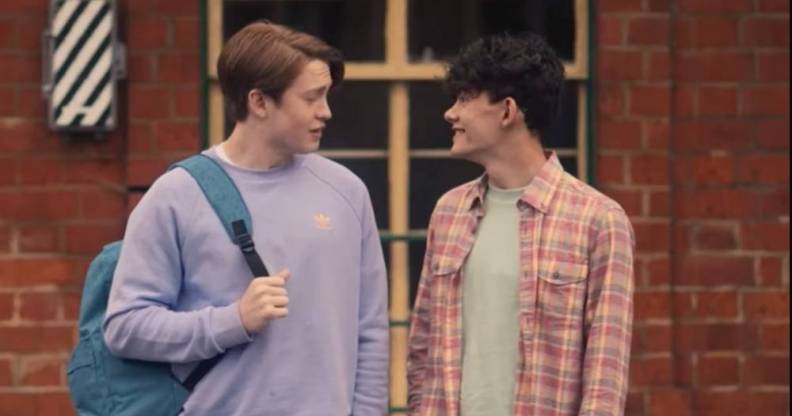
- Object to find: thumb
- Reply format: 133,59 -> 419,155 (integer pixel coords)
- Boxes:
277,269 -> 291,282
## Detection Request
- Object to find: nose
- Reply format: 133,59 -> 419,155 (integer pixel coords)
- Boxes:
444,102 -> 459,124
318,97 -> 332,121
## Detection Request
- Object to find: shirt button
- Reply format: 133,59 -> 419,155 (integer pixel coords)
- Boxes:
553,271 -> 561,279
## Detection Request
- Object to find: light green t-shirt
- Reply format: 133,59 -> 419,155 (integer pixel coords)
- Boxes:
460,183 -> 525,416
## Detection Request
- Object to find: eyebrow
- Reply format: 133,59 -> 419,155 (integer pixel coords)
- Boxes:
304,85 -> 330,95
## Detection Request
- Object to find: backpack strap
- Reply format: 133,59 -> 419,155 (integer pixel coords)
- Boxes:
169,154 -> 270,391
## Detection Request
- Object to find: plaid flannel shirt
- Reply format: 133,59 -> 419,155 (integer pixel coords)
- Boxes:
407,153 -> 635,415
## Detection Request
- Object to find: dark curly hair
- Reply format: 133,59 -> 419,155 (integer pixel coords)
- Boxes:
444,32 -> 565,140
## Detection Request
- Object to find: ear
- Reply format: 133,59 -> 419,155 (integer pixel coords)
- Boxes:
501,97 -> 523,128
247,89 -> 272,119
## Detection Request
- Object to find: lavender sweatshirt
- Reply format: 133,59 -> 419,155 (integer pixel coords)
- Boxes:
103,148 -> 389,415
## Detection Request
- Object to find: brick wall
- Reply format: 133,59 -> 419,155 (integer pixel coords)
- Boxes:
0,0 -> 787,415
598,0 -> 789,415
0,0 -> 199,414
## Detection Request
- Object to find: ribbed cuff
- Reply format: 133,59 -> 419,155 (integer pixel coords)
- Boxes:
210,301 -> 253,351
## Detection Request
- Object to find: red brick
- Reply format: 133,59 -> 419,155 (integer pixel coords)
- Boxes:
697,355 -> 740,385
17,158 -> 63,185
0,226 -> 9,254
627,16 -> 669,46
634,222 -> 670,252
19,293 -> 59,321
647,257 -> 671,286
759,256 -> 784,286
599,50 -> 644,81
154,121 -> 200,152
739,154 -> 790,185
675,323 -> 753,352
742,86 -> 789,117
673,85 -> 697,118
756,118 -> 789,149
744,292 -> 789,319
699,86 -> 737,117
0,1 -> 47,15
173,18 -> 200,49
19,358 -> 62,386
598,84 -> 625,117
625,392 -> 645,416
128,122 -> 155,154
673,120 -> 753,151
678,0 -> 753,12
129,86 -> 171,119
648,51 -> 671,81
0,191 -> 80,221
0,392 -> 75,416
127,54 -> 155,82
64,159 -> 124,185
599,0 -> 643,12
694,16 -> 739,48
0,20 -> 16,49
649,389 -> 691,416
0,258 -> 78,287
674,52 -> 753,82
674,18 -> 695,49
630,356 -> 673,386
675,291 -> 739,319
759,323 -> 790,350
759,0 -> 790,11
630,85 -> 670,117
649,190 -> 670,217
127,158 -> 171,187
643,324 -> 673,352
157,53 -> 200,84
598,119 -> 641,149
742,222 -> 789,250
759,187 -> 789,217
674,189 -> 757,219
757,52 -> 790,82
127,192 -> 145,217
0,293 -> 13,321
127,18 -> 168,50
742,17 -> 789,47
0,326 -> 74,352
601,188 -> 642,217
0,157 -> 14,186
673,155 -> 736,186
675,354 -> 694,385
62,291 -> 81,321
648,0 -> 672,11
695,224 -> 737,250
596,154 -> 625,184
80,190 -> 126,220
634,291 -> 672,320
0,358 -> 11,385
174,87 -> 200,118
17,86 -> 46,117
646,120 -> 670,149
744,356 -> 790,385
154,0 -> 199,17
631,154 -> 669,185
599,16 -> 624,46
673,223 -> 692,252
677,255 -> 754,285
18,226 -> 59,253
0,54 -> 39,83
0,118 -> 57,154
694,391 -> 790,416
16,16 -> 43,51
64,224 -> 123,255
0,87 -> 14,116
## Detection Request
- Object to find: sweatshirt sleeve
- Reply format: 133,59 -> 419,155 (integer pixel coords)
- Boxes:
351,191 -> 390,415
102,172 -> 252,363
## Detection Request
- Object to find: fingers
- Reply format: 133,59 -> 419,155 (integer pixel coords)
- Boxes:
257,269 -> 290,285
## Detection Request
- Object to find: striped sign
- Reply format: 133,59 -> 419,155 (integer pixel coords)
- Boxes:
47,0 -> 117,131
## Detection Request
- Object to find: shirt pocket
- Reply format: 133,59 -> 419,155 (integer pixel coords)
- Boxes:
537,256 -> 589,326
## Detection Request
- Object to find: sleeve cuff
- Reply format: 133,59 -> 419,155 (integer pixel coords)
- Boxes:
210,301 -> 253,351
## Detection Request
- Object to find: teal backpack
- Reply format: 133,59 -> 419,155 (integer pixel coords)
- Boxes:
67,155 -> 269,416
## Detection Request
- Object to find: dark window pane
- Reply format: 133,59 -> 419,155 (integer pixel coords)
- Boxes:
323,82 -> 389,149
410,82 -> 454,149
333,158 -> 389,227
224,0 -> 385,61
408,0 -> 575,62
542,81 -> 579,149
410,158 -> 483,229
559,156 -> 578,178
408,239 -> 427,308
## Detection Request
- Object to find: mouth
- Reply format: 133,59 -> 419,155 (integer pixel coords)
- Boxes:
309,127 -> 324,136
452,127 -> 465,135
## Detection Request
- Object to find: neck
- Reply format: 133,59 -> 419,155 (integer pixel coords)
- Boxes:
482,132 -> 547,189
223,122 -> 292,170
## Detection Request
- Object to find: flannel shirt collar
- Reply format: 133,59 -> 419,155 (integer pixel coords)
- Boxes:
468,151 -> 564,215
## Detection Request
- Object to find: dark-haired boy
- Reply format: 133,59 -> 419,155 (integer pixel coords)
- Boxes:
407,33 -> 635,415
104,22 -> 388,415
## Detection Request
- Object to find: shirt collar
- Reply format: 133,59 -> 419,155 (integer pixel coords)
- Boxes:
468,151 -> 565,214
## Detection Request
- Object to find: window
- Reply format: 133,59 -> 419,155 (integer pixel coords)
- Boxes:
205,1 -> 589,411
